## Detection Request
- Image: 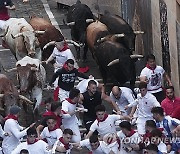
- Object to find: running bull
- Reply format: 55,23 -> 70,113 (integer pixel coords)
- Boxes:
0,18 -> 45,60
29,16 -> 64,61
29,16 -> 81,61
6,56 -> 46,112
99,14 -> 144,54
66,0 -> 94,61
0,74 -> 33,115
86,20 -> 143,88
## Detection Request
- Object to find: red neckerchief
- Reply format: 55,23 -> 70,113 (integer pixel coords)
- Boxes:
62,63 -> 75,72
66,98 -> 76,105
143,128 -> 163,141
97,114 -> 108,126
48,125 -> 59,132
146,64 -> 156,73
42,111 -> 62,128
143,132 -> 151,142
59,137 -> 69,150
78,66 -> 89,73
59,43 -> 69,52
63,63 -> 68,71
4,114 -> 18,121
126,129 -> 136,137
27,138 -> 39,145
43,111 -> 54,117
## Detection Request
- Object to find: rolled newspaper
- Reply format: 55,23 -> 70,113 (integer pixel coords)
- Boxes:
76,107 -> 88,112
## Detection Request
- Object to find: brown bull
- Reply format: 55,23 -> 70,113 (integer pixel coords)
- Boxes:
0,74 -> 33,115
86,20 -> 143,88
0,18 -> 45,60
86,21 -> 109,52
29,17 -> 65,61
6,56 -> 46,112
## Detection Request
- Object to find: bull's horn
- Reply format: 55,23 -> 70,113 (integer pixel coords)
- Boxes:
65,40 -> 80,47
133,31 -> 144,34
113,33 -> 125,37
31,67 -> 38,71
107,59 -> 119,66
0,94 -> 5,110
130,54 -> 144,59
3,67 -> 17,73
0,106 -> 4,111
66,21 -> 75,26
97,37 -> 106,43
43,41 -> 56,50
19,95 -> 34,105
11,33 -> 23,39
0,26 -> 9,37
86,19 -> 94,23
0,94 -> 4,98
35,30 -> 45,34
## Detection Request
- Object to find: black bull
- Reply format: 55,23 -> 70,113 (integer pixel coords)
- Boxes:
99,14 -> 136,54
66,2 -> 94,61
94,41 -> 137,88
87,15 -> 143,88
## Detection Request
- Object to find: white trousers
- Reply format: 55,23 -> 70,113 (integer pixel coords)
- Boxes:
136,117 -> 153,135
53,67 -> 60,88
0,20 -> 6,30
58,88 -> 69,102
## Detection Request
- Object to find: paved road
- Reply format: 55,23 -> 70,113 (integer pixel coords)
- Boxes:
0,0 -> 104,94
0,1 -> 107,153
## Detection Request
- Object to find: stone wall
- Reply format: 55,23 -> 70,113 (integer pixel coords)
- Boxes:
55,0 -> 121,15
151,1 -> 163,64
81,0 -> 121,15
151,0 -> 180,95
166,0 -> 180,95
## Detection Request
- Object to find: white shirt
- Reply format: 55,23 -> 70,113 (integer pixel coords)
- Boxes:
90,115 -> 122,137
61,99 -> 78,129
52,139 -> 73,154
0,147 -> 2,154
110,87 -> 136,115
11,140 -> 51,154
129,92 -> 160,120
2,119 -> 28,154
140,66 -> 165,93
76,79 -> 99,93
80,139 -> 119,154
117,130 -> 141,154
158,141 -> 167,153
52,47 -> 78,69
101,140 -> 120,154
40,127 -> 63,147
